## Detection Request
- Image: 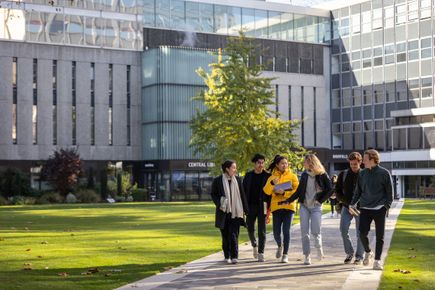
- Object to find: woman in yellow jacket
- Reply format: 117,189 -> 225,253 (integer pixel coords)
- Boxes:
263,155 -> 299,263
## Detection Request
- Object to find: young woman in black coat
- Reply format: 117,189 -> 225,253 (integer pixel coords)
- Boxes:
211,160 -> 249,264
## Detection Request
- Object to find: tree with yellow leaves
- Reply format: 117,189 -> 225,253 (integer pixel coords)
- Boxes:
190,32 -> 306,175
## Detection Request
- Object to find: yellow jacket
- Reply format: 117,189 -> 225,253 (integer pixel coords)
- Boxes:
263,168 -> 299,212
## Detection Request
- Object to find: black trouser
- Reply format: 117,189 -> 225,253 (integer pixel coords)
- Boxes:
359,207 -> 387,260
246,203 -> 266,254
220,213 -> 242,259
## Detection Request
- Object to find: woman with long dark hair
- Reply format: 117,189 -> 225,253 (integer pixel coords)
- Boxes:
263,155 -> 299,263
211,160 -> 249,264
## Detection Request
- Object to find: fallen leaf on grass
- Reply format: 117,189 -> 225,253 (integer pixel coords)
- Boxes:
408,247 -> 415,250
25,249 -> 31,251
393,269 -> 411,274
0,238 -> 4,241
108,269 -> 123,273
41,241 -> 48,244
104,273 -> 112,277
117,247 -> 127,250
23,263 -> 32,270
414,279 -> 420,282
296,258 -> 302,261
88,268 -> 99,273
58,272 -> 69,277
163,267 -> 172,271
24,227 -> 29,231
408,255 -> 417,259
70,234 -> 75,236
37,256 -> 43,258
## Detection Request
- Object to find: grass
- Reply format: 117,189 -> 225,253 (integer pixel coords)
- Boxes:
0,202 -> 323,290
380,199 -> 435,290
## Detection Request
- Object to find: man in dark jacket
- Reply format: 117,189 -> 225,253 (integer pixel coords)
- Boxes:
350,149 -> 394,270
335,152 -> 364,265
242,154 -> 271,262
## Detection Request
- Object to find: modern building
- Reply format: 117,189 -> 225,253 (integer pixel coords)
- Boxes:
0,0 -> 433,200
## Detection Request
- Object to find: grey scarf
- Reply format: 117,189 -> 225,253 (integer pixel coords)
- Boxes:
221,174 -> 244,219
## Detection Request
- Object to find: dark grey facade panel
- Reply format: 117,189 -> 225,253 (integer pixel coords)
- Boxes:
332,109 -> 341,122
313,45 -> 323,75
353,107 -> 361,120
275,57 -> 287,72
342,108 -> 351,121
287,42 -> 299,73
385,103 -> 397,117
363,106 -> 372,119
374,104 -> 384,119
397,101 -> 409,110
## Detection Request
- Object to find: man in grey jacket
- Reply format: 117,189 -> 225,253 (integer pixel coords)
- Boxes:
350,149 -> 394,270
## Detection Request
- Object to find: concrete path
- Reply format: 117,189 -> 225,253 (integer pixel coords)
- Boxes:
119,200 -> 404,290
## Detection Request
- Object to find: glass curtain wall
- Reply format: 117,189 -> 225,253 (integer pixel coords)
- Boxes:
331,0 -> 435,151
143,0 -> 331,44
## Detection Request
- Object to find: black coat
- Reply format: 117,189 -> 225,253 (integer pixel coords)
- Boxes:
211,175 -> 249,229
242,170 -> 271,210
287,171 -> 333,204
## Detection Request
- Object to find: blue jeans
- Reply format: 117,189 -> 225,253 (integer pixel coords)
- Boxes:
272,209 -> 294,255
340,207 -> 364,259
300,204 -> 322,256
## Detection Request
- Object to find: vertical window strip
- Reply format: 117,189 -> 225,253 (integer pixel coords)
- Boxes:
12,57 -> 17,144
91,62 -> 95,145
313,87 -> 317,147
53,60 -> 57,145
127,65 -> 131,146
72,61 -> 76,145
33,59 -> 38,145
301,86 -> 304,146
288,86 -> 291,120
275,84 -> 279,118
109,64 -> 113,146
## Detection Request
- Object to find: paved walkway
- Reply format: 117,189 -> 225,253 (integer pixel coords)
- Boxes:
119,200 -> 404,290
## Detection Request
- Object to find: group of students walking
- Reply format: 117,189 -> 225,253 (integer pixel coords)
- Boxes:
211,149 -> 394,271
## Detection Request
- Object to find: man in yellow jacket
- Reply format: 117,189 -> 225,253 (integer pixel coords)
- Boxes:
263,155 -> 299,263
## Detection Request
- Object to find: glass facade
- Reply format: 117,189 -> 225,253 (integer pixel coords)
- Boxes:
331,0 -> 435,152
142,0 -> 331,44
142,47 -> 217,160
0,1 -> 142,50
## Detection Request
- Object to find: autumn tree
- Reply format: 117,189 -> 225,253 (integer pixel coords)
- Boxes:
190,32 -> 306,175
41,148 -> 82,195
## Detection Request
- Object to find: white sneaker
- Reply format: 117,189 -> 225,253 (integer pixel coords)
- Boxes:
317,247 -> 324,260
373,259 -> 383,270
231,258 -> 238,264
304,255 -> 311,265
253,246 -> 258,259
226,258 -> 232,264
276,246 -> 283,259
281,254 -> 289,263
258,253 -> 265,262
363,251 -> 374,266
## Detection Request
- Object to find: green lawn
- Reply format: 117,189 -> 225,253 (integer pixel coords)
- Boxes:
380,199 -> 435,290
0,202 -> 315,290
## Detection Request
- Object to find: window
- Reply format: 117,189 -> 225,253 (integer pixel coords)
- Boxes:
353,87 -> 362,106
343,88 -> 352,107
363,86 -> 372,105
374,84 -> 384,103
72,61 -> 76,145
53,60 -> 57,145
332,89 -> 340,108
421,77 -> 433,99
91,63 -> 95,145
33,59 -> 37,145
109,64 -> 113,146
408,78 -> 420,99
396,80 -> 407,101
421,38 -> 432,58
127,65 -> 131,146
12,57 -> 17,144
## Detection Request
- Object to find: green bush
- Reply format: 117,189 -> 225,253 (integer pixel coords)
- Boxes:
75,189 -> 101,203
65,193 -> 77,203
131,188 -> 148,201
0,169 -> 32,198
37,192 -> 64,204
9,195 -> 25,205
0,195 -> 9,205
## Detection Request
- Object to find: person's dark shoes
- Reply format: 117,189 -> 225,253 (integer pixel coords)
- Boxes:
344,254 -> 354,264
